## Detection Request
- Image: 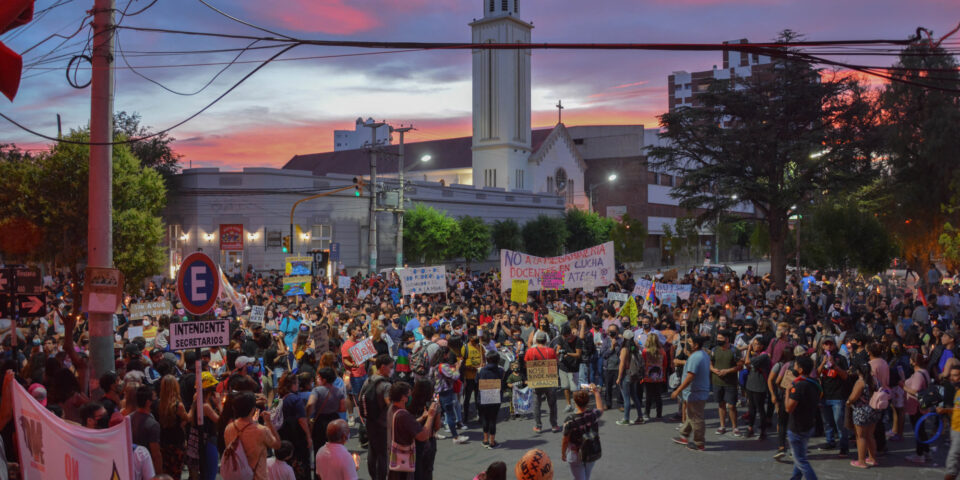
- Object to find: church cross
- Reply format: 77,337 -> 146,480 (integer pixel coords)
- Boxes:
556,100 -> 564,124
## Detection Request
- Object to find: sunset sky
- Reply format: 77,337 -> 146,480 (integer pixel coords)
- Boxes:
2,0 -> 957,169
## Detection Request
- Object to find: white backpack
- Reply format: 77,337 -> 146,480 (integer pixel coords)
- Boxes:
221,421 -> 256,480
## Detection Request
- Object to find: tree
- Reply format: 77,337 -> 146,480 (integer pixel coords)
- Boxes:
864,40 -> 960,278
793,201 -> 898,274
609,213 -> 647,263
564,208 -> 615,252
662,217 -> 700,264
718,219 -> 755,261
113,111 -> 183,179
521,215 -> 568,257
403,203 -> 458,264
0,130 -> 167,295
648,30 -> 879,288
454,216 -> 491,267
750,222 -> 770,258
491,219 -> 523,252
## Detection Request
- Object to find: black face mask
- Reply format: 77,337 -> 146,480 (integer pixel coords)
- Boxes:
96,415 -> 110,429
608,332 -> 618,339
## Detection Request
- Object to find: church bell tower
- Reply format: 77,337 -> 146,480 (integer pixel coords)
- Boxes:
471,0 -> 532,191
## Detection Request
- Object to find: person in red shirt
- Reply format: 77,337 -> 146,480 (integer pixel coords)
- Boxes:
341,323 -> 368,426
524,331 -> 560,433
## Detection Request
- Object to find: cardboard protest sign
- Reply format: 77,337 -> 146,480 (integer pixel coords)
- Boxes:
283,276 -> 311,296
548,310 -> 567,327
501,242 -> 614,292
526,359 -> 559,388
129,301 -> 172,320
399,266 -> 447,294
249,305 -> 265,324
510,279 -> 529,304
168,319 -> 230,350
348,338 -> 377,364
479,378 -> 501,405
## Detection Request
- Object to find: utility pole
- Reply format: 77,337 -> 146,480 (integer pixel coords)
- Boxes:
88,0 -> 116,380
391,125 -> 413,268
365,122 -> 385,274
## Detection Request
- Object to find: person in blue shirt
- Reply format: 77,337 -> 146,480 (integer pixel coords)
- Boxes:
279,311 -> 301,349
671,335 -> 711,451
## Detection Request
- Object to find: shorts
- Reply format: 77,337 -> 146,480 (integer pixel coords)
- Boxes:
713,384 -> 737,405
350,375 -> 367,398
559,370 -> 579,391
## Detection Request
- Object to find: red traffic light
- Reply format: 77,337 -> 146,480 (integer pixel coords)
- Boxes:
0,0 -> 34,101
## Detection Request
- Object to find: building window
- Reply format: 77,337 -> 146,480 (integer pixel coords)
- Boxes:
489,0 -> 494,12
311,224 -> 333,250
567,179 -> 575,204
515,169 -> 524,189
547,176 -> 554,193
502,0 -> 508,11
484,169 -> 497,188
515,0 -> 518,12
573,138 -> 584,145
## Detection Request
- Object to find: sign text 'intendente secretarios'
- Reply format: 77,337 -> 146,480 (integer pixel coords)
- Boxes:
169,319 -> 230,350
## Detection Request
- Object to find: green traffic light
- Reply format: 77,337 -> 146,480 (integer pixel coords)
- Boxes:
355,190 -> 361,197
282,247 -> 288,253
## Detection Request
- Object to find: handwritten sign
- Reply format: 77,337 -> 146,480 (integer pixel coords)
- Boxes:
631,280 -> 692,306
511,279 -> 529,304
129,301 -> 172,320
399,266 -> 447,294
500,241 -> 615,292
542,270 -> 564,290
479,379 -> 501,405
606,292 -> 629,303
283,276 -> 311,296
338,276 -> 352,289
348,337 -> 377,364
548,309 -> 567,327
285,256 -> 312,276
526,359 -> 559,388
249,305 -> 265,324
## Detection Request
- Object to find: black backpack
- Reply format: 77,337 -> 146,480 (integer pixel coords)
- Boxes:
358,376 -> 389,421
579,419 -> 602,463
919,382 -> 945,410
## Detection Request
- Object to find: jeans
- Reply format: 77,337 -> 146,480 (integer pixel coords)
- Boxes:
602,370 -> 619,408
350,375 -> 367,398
438,390 -> 460,438
579,363 -> 591,388
820,399 -> 849,452
787,428 -> 817,480
746,390 -> 769,435
909,412 -> 930,456
533,387 -> 558,429
568,451 -> 596,480
592,356 -> 604,387
620,378 -> 642,422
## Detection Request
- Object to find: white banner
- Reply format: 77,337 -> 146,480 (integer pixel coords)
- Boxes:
500,242 -> 615,292
631,279 -> 692,305
399,266 -> 447,294
128,301 -> 172,320
338,276 -> 352,289
8,372 -> 134,480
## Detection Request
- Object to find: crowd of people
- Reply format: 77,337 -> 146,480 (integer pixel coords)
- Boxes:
1,261 -> 960,480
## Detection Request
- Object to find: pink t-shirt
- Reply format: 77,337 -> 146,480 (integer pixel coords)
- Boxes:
869,358 -> 890,389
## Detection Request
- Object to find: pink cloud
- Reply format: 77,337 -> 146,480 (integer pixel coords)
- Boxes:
258,0 -> 380,35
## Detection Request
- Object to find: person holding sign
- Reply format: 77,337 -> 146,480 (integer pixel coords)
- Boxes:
477,351 -> 506,449
524,331 -> 560,433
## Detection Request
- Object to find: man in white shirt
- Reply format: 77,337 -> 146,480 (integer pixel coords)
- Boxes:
315,419 -> 358,480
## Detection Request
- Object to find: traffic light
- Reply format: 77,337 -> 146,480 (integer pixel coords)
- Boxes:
282,235 -> 290,253
352,176 -> 363,197
0,0 -> 34,101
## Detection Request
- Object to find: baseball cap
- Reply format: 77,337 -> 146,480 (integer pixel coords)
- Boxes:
28,384 -> 47,406
235,356 -> 254,368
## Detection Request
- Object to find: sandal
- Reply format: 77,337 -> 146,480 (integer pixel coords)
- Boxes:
865,459 -> 878,467
850,461 -> 869,469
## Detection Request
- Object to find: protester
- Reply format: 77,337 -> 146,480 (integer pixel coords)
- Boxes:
561,384 -> 604,480
315,419 -> 359,480
785,356 -> 821,480
815,337 -> 849,455
157,374 -> 191,477
903,351 -> 932,464
743,336 -> 771,439
616,329 -> 643,425
223,392 -> 281,480
386,381 -> 437,480
266,441 -> 296,480
525,331 -> 560,433
478,350 -> 506,448
847,362 -> 881,469
671,335 -> 710,451
307,367 -> 346,449
641,333 -> 667,420
710,329 -> 742,435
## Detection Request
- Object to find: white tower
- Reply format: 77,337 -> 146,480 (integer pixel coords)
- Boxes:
471,0 -> 532,191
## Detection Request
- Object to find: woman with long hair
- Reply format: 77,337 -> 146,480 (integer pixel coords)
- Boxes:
409,378 -> 440,480
903,351 -> 933,464
641,334 -> 667,419
158,374 -> 190,477
847,363 -> 880,469
187,372 -> 221,480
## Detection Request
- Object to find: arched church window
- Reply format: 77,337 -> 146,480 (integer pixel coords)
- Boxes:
502,0 -> 508,11
554,168 -> 568,194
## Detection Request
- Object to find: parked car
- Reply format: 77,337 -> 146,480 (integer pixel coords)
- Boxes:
704,265 -> 736,277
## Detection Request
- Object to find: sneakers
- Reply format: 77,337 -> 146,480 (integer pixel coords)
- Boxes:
551,426 -> 562,433
482,441 -> 489,447
436,432 -> 448,440
817,443 -> 837,451
732,429 -> 744,437
686,442 -> 705,452
348,416 -> 356,427
616,420 -> 631,426
564,405 -> 574,413
715,427 -> 727,435
672,437 -> 689,446
487,442 -> 500,449
773,449 -> 787,460
905,454 -> 927,464
453,436 -> 469,444
533,426 -> 543,433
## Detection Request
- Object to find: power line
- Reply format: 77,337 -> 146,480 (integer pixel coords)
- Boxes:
194,0 -> 297,41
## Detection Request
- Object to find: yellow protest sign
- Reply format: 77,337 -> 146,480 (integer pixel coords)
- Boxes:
619,296 -> 639,327
526,359 -> 559,388
511,279 -> 529,304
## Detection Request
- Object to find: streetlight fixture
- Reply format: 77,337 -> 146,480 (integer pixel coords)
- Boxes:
589,173 -> 618,214
421,154 -> 432,162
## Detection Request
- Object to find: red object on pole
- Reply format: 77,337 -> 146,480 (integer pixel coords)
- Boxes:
0,0 -> 34,101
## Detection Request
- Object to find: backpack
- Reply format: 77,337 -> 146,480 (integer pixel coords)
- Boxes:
410,341 -> 436,377
918,381 -> 945,411
578,416 -> 602,463
221,421 -> 256,480
267,395 -> 287,431
626,346 -> 643,382
358,376 -> 389,421
869,387 -> 891,410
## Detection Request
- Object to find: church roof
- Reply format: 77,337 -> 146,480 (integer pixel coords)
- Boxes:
284,128 -> 555,176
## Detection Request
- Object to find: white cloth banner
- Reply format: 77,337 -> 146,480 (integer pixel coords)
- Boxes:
500,242 -> 615,292
399,266 -> 447,294
631,279 -> 692,305
8,372 -> 134,480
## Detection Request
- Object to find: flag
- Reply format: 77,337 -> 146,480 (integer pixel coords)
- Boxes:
217,265 -> 247,313
918,287 -> 928,307
645,281 -> 657,304
619,296 -> 639,327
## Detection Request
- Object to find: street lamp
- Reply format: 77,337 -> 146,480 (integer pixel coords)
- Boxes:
589,173 -> 618,214
421,154 -> 432,162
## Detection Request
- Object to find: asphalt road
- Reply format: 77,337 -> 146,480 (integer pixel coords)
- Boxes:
343,391 -> 949,480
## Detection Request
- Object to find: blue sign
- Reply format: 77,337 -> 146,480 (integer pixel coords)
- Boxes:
176,252 -> 220,316
330,242 -> 340,262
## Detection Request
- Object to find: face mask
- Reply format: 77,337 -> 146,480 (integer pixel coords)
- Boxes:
96,415 -> 110,429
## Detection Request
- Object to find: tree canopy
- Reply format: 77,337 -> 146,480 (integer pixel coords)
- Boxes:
453,216 -> 491,267
609,213 -> 647,263
491,219 -> 523,252
564,208 -> 615,252
521,215 -> 568,257
403,203 -> 458,264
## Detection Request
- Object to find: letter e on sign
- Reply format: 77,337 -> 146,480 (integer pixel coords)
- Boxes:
176,252 -> 220,316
